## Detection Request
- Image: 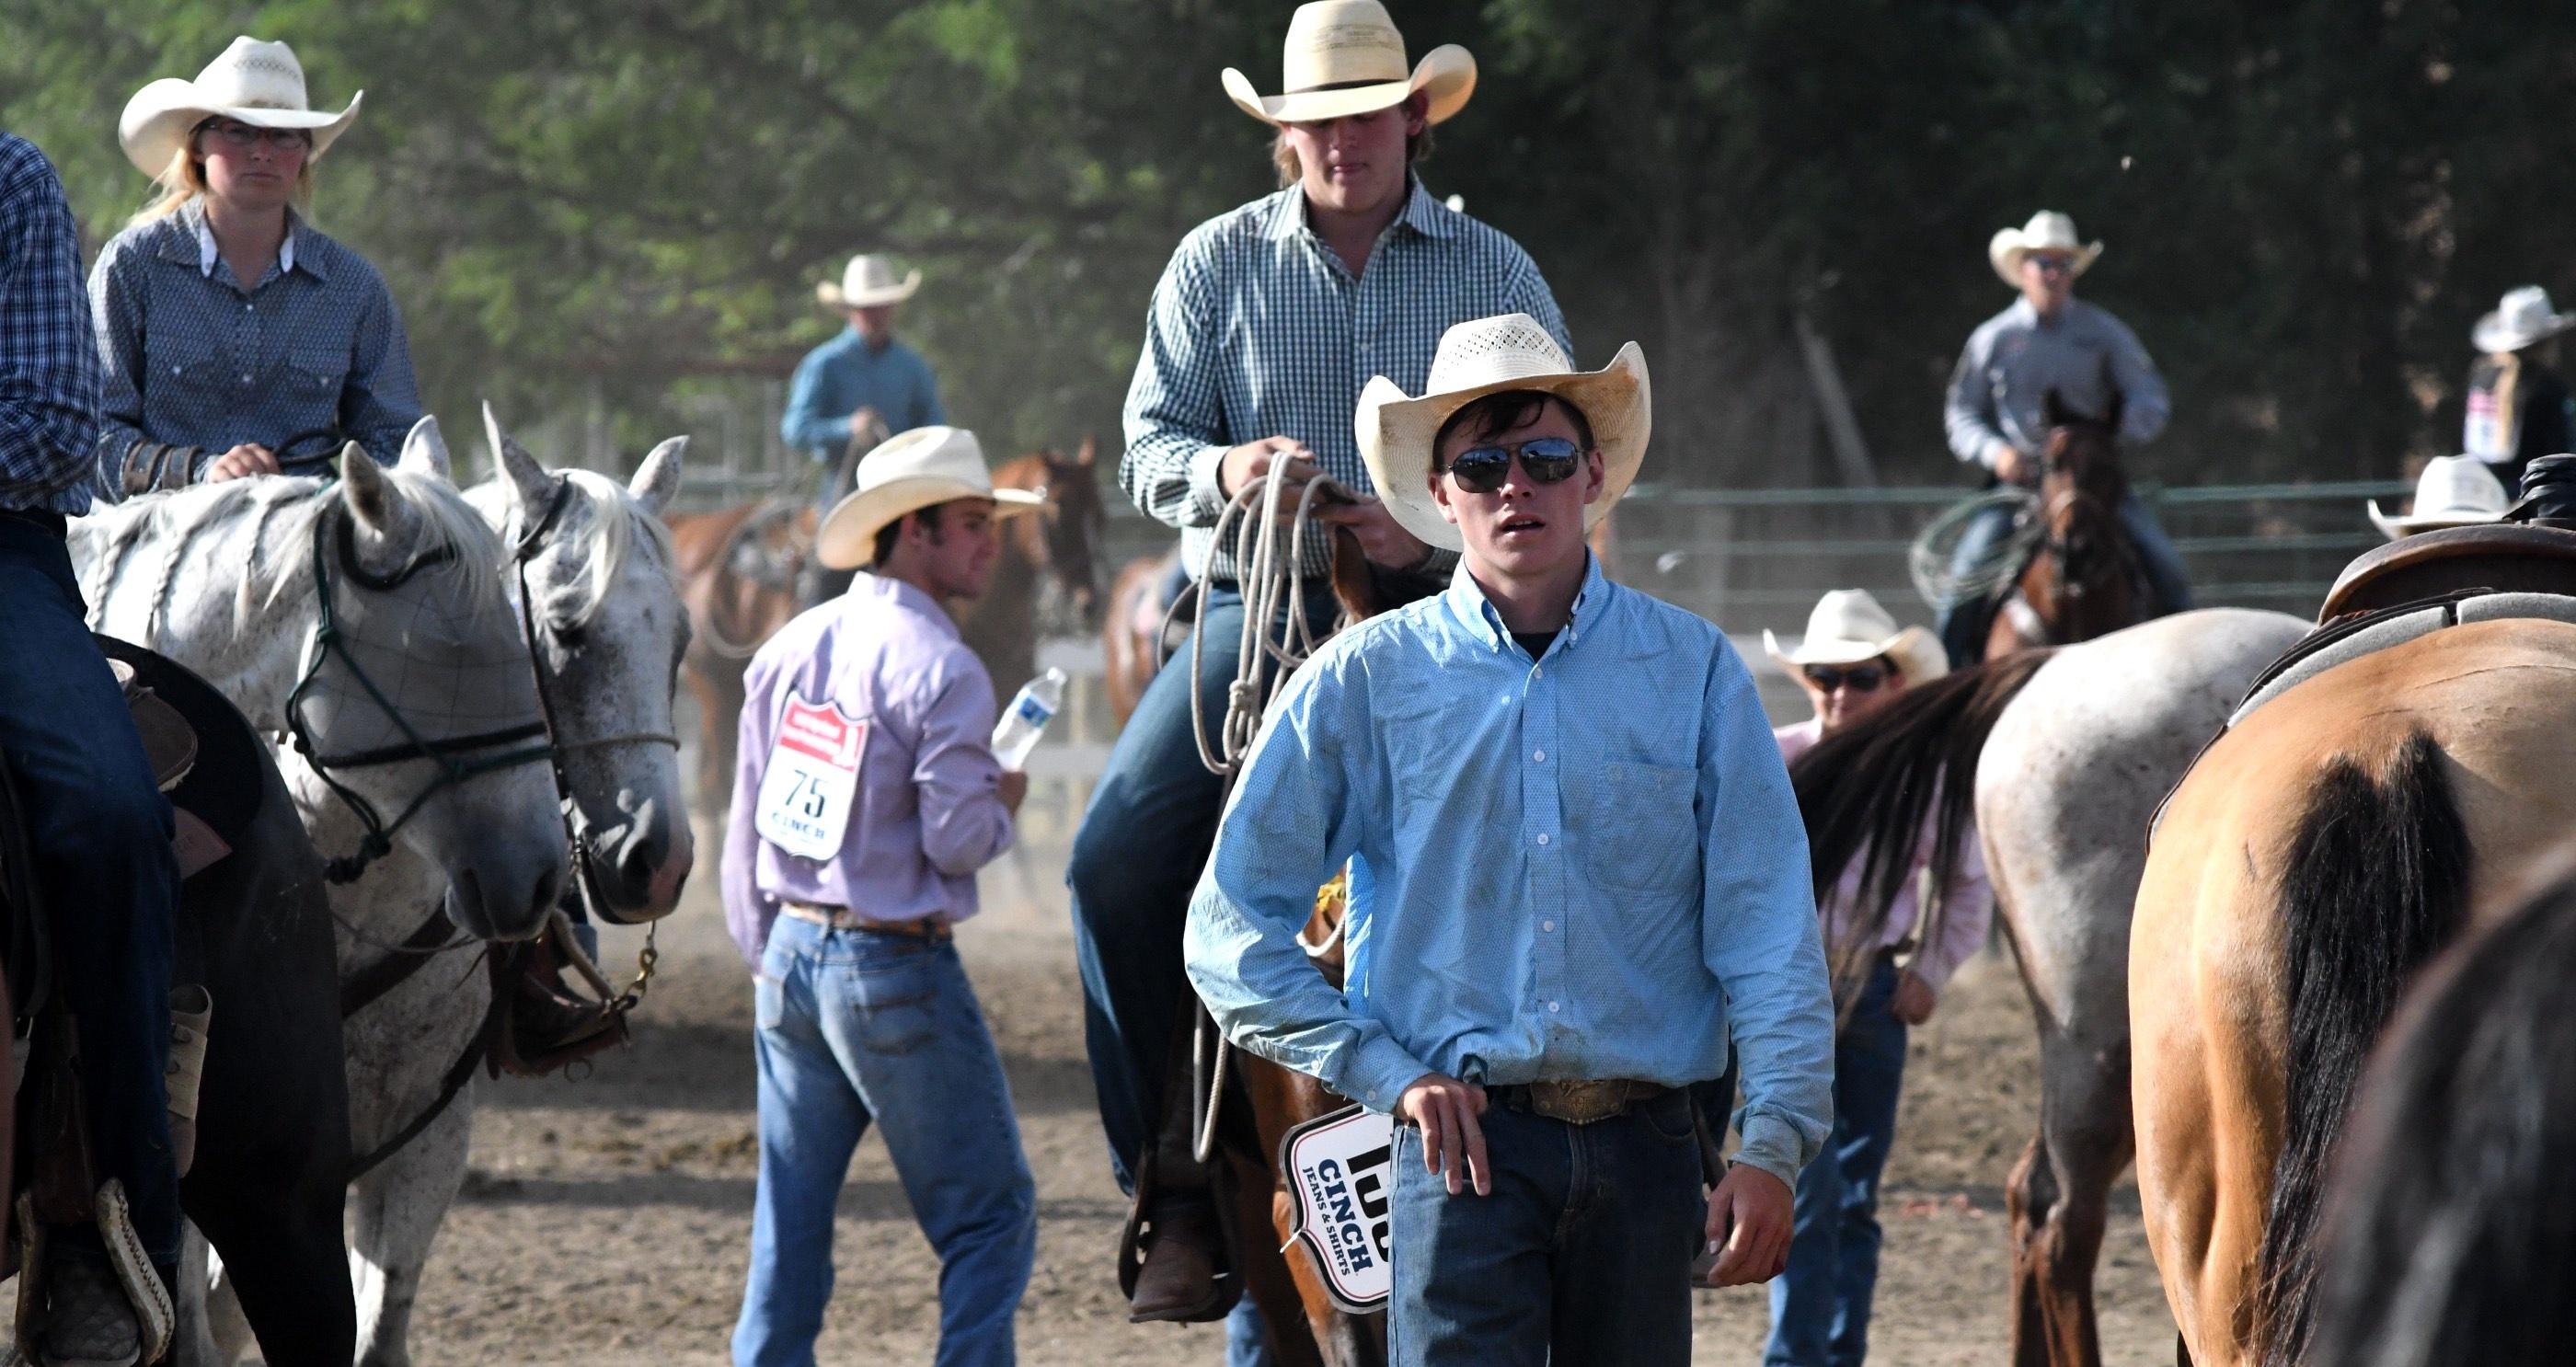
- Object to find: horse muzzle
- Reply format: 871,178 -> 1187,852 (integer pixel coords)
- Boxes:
579,797 -> 693,924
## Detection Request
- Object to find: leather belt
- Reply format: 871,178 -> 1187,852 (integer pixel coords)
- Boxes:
1488,1079 -> 1672,1126
780,902 -> 953,942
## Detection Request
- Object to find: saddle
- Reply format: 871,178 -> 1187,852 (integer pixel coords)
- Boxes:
2318,523 -> 2576,621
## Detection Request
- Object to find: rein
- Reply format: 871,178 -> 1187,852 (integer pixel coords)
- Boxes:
285,505 -> 557,884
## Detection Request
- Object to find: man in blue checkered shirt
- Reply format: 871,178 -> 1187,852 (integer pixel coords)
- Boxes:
1067,1 -> 1566,1339
0,131 -> 187,1364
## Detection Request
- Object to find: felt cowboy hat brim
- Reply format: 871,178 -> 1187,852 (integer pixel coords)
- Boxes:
2367,502 -> 2506,538
1988,230 -> 2102,288
120,80 -> 362,179
1763,626 -> 1949,685
815,271 -> 922,309
1355,341 -> 1649,554
816,479 -> 1042,571
1222,43 -> 1477,127
2473,313 -> 2576,354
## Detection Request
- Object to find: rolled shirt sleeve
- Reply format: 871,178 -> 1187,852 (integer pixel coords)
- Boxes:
1186,653 -> 1432,1112
1696,646 -> 1836,1187
1944,330 -> 2010,469
908,651 -> 1014,879
1121,235 -> 1233,533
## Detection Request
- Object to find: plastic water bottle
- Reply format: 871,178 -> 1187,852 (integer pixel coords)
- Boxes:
992,667 -> 1066,772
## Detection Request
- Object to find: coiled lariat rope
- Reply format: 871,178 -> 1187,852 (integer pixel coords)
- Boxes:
1190,456 -> 1357,1165
1908,487 -> 2045,611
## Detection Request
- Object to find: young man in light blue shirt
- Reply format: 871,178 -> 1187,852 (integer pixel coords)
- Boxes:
1186,315 -> 1836,1365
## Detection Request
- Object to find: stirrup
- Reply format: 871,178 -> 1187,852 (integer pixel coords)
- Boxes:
93,1181 -> 172,1367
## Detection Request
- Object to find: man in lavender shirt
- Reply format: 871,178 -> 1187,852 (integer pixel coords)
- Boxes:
724,426 -> 1044,1367
1759,588 -> 1995,1367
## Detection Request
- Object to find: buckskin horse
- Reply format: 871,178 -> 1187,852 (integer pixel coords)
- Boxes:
669,436 -> 1107,812
2129,521 -> 2576,1367
1781,606 -> 2307,1367
1975,390 -> 2148,661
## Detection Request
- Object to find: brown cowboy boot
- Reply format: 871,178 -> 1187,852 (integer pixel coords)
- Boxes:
1127,1192 -> 1228,1323
495,939 -> 625,1077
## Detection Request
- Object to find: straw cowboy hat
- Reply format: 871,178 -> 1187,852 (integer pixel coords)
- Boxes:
2369,455 -> 2513,538
1764,590 -> 1949,686
815,254 -> 922,310
816,427 -> 1043,569
1988,211 -> 2103,289
1221,0 -> 1476,128
119,37 -> 362,179
1354,314 -> 1648,553
2473,285 -> 2576,355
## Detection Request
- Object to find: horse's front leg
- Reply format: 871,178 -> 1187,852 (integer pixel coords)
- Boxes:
349,1078 -> 477,1367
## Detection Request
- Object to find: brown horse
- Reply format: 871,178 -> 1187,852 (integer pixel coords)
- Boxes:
1102,546 -> 1179,728
667,439 -> 1108,814
1982,393 -> 2145,660
2130,616 -> 2576,1366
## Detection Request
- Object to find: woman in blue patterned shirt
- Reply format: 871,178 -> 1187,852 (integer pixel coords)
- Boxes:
88,37 -> 422,500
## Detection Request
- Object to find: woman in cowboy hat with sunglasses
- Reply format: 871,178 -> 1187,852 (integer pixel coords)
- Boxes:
1188,315 -> 1834,1366
2461,285 -> 2576,496
1937,210 -> 2187,666
87,36 -> 422,500
1763,590 -> 1992,1367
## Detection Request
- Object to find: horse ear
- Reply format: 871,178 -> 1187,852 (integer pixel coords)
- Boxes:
628,436 -> 687,515
339,442 -> 410,539
396,415 -> 451,480
480,402 -> 554,515
1076,435 -> 1098,468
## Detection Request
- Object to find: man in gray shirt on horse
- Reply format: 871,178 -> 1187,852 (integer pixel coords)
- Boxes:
1937,210 -> 2187,666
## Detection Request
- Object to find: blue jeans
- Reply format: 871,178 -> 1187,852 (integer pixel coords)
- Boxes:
1065,584 -> 1335,1192
1764,959 -> 1908,1367
1387,1089 -> 1703,1367
0,514 -> 179,1273
732,917 -> 1036,1367
1932,491 -> 2191,666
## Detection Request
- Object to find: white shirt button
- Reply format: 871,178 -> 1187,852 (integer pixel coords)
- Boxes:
1532,749 -> 1547,763
1542,920 -> 1556,932
1532,665 -> 1544,679
1535,833 -> 1550,846
1547,1001 -> 1561,1013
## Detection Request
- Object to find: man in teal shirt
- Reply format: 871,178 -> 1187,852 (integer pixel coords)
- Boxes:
782,252 -> 947,600
1187,316 -> 1835,1365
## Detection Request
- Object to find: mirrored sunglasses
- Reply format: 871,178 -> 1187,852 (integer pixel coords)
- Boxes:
1444,437 -> 1583,494
1803,661 -> 1891,694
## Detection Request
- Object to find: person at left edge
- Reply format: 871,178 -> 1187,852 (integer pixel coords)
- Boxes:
724,425 -> 1041,1367
88,36 -> 422,499
0,130 -> 185,1367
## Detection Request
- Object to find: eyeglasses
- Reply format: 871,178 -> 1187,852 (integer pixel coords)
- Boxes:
1803,662 -> 1891,694
1443,437 -> 1583,494
197,120 -> 313,155
2025,255 -> 2076,276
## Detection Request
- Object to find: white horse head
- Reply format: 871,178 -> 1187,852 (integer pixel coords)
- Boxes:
467,405 -> 695,922
74,416 -> 572,941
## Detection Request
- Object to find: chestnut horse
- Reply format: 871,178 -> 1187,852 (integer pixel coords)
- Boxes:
668,441 -> 1107,813
1982,393 -> 2145,660
2130,616 -> 2576,1367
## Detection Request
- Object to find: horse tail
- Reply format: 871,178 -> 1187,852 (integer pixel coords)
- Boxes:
1788,647 -> 2054,1000
2256,730 -> 2470,1367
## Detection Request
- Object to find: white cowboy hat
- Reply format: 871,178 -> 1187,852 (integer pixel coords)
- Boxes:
815,254 -> 922,310
1988,211 -> 2103,289
1764,590 -> 1949,685
119,37 -> 362,179
1221,0 -> 1476,128
2472,285 -> 2576,355
2369,455 -> 2513,538
1353,314 -> 1648,553
816,427 -> 1043,570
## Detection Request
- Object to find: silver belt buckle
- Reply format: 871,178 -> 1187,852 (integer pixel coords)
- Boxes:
1527,1080 -> 1632,1126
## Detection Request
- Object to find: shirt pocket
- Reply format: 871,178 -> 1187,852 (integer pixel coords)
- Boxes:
1574,760 -> 1700,896
286,340 -> 351,408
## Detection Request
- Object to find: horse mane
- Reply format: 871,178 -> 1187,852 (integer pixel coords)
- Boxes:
2309,854 -> 2576,1367
1786,648 -> 2054,999
2256,731 -> 2470,1367
236,465 -> 509,625
542,469 -> 676,628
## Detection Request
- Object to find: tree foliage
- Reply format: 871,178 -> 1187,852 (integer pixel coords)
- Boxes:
6,0 -> 2569,483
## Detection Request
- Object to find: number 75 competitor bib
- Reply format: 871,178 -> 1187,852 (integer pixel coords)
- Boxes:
755,695 -> 869,860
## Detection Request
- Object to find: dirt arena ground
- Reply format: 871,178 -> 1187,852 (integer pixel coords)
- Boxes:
376,805 -> 2183,1366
